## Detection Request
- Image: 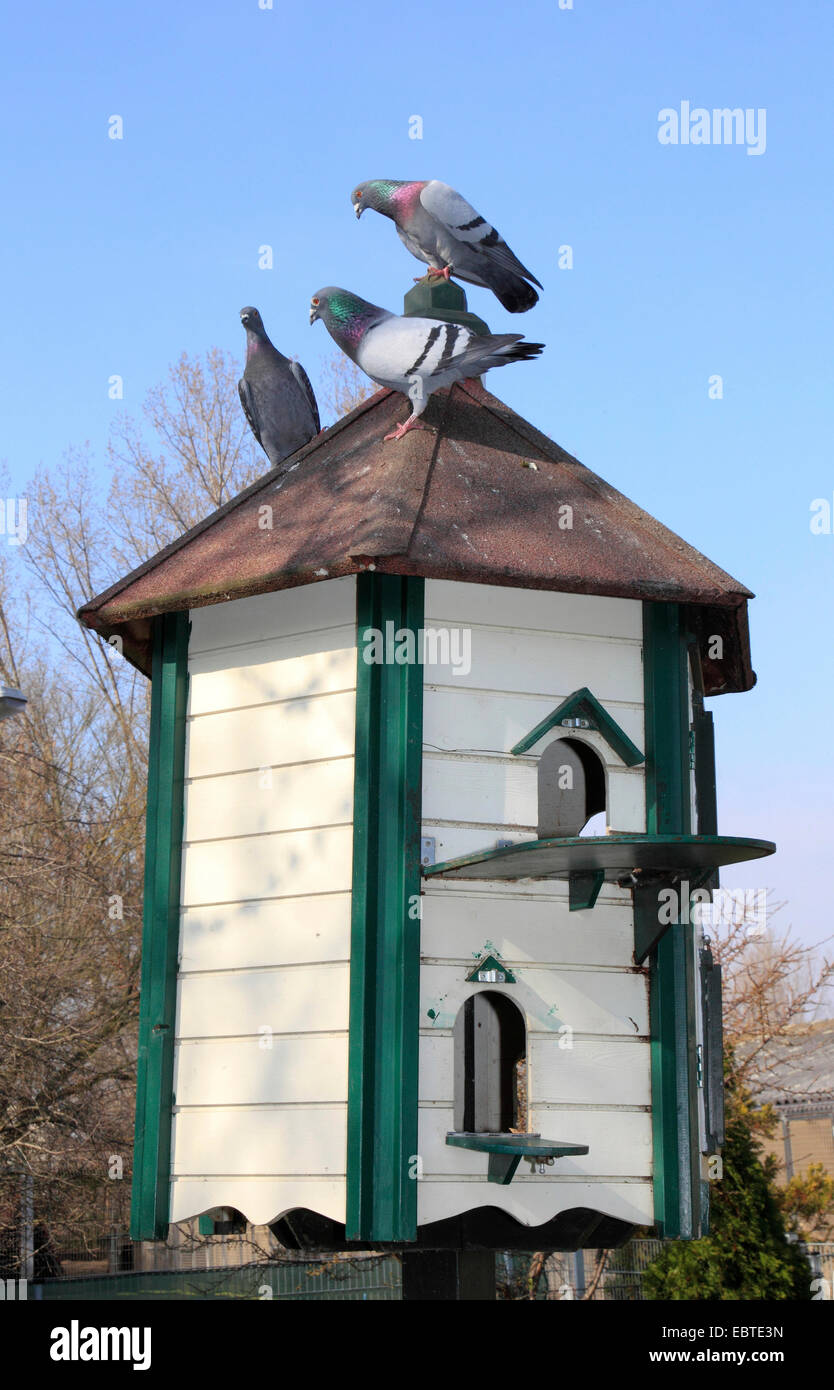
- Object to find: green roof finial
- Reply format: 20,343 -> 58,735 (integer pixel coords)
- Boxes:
403,275 -> 490,336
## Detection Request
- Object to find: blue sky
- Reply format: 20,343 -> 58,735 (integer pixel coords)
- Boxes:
1,0 -> 832,954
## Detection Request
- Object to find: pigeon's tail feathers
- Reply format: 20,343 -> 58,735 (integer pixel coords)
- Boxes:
456,333 -> 544,375
493,276 -> 540,313
498,337 -> 546,362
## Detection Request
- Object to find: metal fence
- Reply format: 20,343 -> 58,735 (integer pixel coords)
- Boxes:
2,1167 -> 830,1300
7,1239 -> 764,1301
27,1255 -> 402,1301
497,1243 -> 665,1300
805,1243 -> 834,1295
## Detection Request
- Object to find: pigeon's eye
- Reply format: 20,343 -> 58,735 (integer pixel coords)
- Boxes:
311,297 -> 319,306
355,190 -> 362,199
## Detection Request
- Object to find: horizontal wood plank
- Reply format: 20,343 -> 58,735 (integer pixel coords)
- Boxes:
170,1106 -> 347,1176
419,889 -> 636,968
179,894 -> 351,973
170,1177 -> 347,1227
183,758 -> 354,842
174,1035 -> 349,1106
423,686 -> 644,757
422,754 -> 536,829
189,577 -> 357,654
188,626 -> 356,716
419,965 -> 649,1036
176,963 -> 350,1037
416,1179 -> 653,1229
419,625 -> 643,704
186,691 -> 356,779
424,580 -> 642,640
529,1037 -> 651,1107
417,1033 -> 650,1108
417,1107 -> 652,1177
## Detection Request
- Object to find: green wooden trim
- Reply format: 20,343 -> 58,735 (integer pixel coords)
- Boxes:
423,833 -> 773,882
403,279 -> 491,336
445,1133 -> 589,1186
642,611 -> 691,839
693,711 -> 718,838
633,867 -> 716,966
691,649 -> 719,1235
569,870 -> 604,912
130,611 -> 189,1242
700,947 -> 725,1152
511,686 -> 644,766
465,955 -> 516,983
346,573 -> 424,1242
643,602 -> 701,1240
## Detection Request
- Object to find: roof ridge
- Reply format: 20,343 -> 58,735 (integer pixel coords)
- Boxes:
77,380 -> 757,693
459,380 -> 753,601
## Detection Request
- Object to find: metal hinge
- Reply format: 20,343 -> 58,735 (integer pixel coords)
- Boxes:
420,836 -> 436,867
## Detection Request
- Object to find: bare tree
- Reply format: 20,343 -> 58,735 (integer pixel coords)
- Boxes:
708,896 -> 833,1088
1,341 -> 374,1268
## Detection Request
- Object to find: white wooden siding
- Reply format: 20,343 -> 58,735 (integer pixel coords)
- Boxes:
423,626 -> 643,703
169,577 -> 356,1228
425,581 -> 643,639
182,759 -> 353,843
417,1181 -> 654,1230
420,1033 -> 650,1108
420,962 -> 649,1037
174,1036 -> 349,1106
422,739 -> 645,843
187,626 -> 356,716
419,883 -> 635,968
418,580 -> 651,1229
424,687 -> 644,758
176,964 -> 349,1038
170,1179 -> 347,1230
171,1108 -> 346,1175
179,895 -> 351,973
186,692 -> 356,780
420,1109 -> 651,1178
188,580 -> 356,654
181,825 -> 354,906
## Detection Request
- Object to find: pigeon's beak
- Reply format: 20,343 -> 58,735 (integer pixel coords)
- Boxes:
354,202 -> 363,219
309,304 -> 319,326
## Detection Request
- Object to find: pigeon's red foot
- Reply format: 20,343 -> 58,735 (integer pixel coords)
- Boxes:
413,266 -> 454,283
384,418 -> 431,442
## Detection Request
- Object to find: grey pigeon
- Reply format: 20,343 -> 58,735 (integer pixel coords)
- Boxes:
309,287 -> 543,441
351,180 -> 542,313
238,307 -> 320,468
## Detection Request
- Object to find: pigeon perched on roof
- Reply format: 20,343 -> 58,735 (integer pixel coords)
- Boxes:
238,307 -> 320,468
309,287 -> 543,441
351,180 -> 542,313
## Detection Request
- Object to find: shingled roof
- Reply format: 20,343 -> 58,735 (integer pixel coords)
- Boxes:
77,377 -> 755,693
